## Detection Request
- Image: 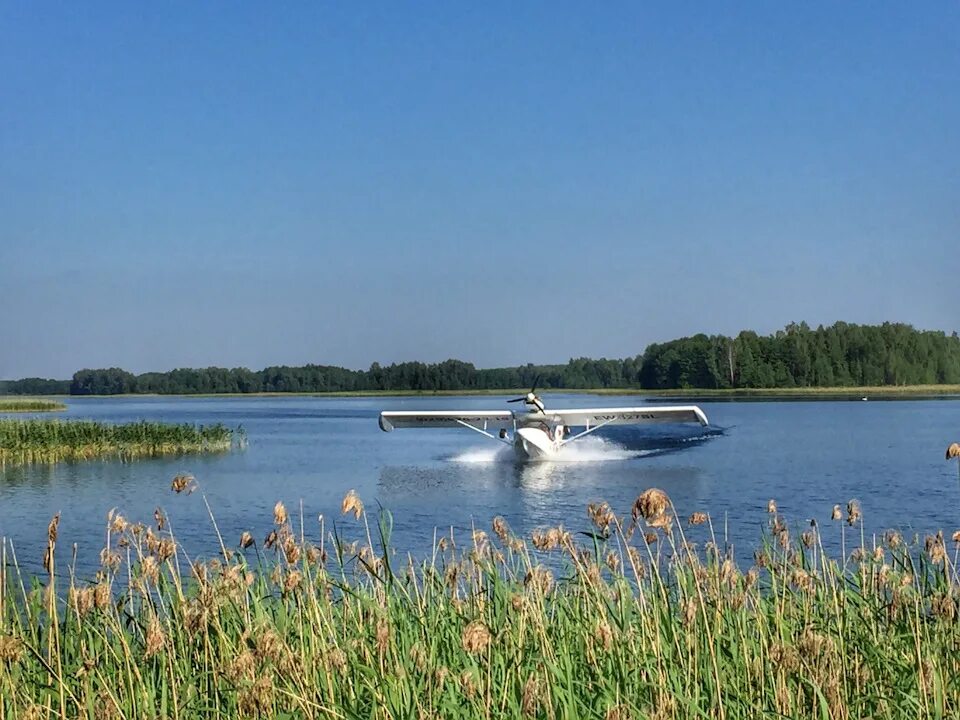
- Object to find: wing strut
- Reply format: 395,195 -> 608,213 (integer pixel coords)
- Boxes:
559,418 -> 615,446
455,419 -> 514,446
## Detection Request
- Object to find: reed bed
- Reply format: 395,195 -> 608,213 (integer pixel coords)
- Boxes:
0,398 -> 66,413
0,419 -> 236,466
3,488 -> 960,719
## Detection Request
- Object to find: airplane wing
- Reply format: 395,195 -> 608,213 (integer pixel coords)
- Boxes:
548,405 -> 709,428
379,410 -> 514,432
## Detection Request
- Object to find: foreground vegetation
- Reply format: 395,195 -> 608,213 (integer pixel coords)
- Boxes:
0,398 -> 66,413
3,488 -> 960,719
0,419 -> 237,466
3,321 -> 958,396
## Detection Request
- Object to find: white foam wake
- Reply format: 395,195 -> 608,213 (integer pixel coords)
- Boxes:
449,446 -> 513,463
449,436 -> 640,464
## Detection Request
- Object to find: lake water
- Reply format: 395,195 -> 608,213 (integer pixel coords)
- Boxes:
1,395 -> 958,575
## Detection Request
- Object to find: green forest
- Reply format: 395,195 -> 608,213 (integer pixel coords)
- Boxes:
2,322 -> 959,395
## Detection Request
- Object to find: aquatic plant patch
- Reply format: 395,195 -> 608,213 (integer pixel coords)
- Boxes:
0,418 -> 236,466
0,398 -> 66,413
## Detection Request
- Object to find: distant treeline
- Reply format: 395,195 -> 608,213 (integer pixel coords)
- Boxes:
2,322 -> 958,395
639,322 -> 960,389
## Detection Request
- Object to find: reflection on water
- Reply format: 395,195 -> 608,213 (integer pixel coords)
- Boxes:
2,395 -> 958,575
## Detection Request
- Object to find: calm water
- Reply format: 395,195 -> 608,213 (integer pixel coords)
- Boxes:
1,395 -> 958,574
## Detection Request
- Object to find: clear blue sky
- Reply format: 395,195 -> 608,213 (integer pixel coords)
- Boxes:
2,3 -> 958,379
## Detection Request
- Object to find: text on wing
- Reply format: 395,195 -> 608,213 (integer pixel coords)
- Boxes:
412,416 -> 502,423
591,413 -> 659,421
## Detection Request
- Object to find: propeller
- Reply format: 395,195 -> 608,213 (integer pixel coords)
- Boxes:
507,376 -> 543,409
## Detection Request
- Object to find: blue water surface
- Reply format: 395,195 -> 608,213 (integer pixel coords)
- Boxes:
1,395 -> 958,575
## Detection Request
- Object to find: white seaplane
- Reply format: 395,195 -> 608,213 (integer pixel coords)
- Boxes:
378,383 -> 710,461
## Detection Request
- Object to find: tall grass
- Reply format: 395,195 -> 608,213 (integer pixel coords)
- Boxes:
0,398 -> 66,413
2,488 -> 960,718
0,419 -> 237,466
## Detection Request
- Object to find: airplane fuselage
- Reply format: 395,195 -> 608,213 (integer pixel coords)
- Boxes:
512,412 -> 566,460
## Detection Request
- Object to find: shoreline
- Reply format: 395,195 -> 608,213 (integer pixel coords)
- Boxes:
16,384 -> 960,400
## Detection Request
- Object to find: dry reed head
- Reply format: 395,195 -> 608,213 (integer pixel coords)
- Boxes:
69,586 -> 95,617
155,538 -> 175,562
471,528 -> 488,550
238,675 -> 274,718
141,556 -> 159,585
769,644 -> 800,673
327,647 -> 347,672
460,669 -> 479,699
433,666 -> 449,690
109,511 -> 128,535
593,620 -> 614,652
264,530 -> 278,549
531,526 -> 571,551
305,544 -> 325,565
47,513 -> 60,543
170,473 -> 196,494
946,443 -> 960,460
144,616 -> 166,659
461,621 -> 491,654
925,532 -> 946,564
791,568 -> 815,593
647,513 -> 673,532
93,582 -> 111,610
931,592 -> 957,622
375,618 -> 390,654
100,548 -> 121,573
605,705 -> 632,720
524,565 -> 554,595
633,488 -> 670,521
0,634 -> 24,663
770,514 -> 788,548
886,530 -> 903,549
226,650 -> 256,684
688,511 -> 708,526
341,489 -> 363,519
767,499 -> 777,514
491,516 -> 510,542
521,674 -> 544,717
408,643 -> 428,672
253,627 -> 285,665
273,501 -> 288,526
798,626 -> 833,660
153,507 -> 166,531
588,502 -> 618,533
282,536 -> 300,564
846,500 -> 862,526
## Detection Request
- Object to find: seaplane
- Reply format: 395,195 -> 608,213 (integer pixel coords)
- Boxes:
378,382 -> 710,461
